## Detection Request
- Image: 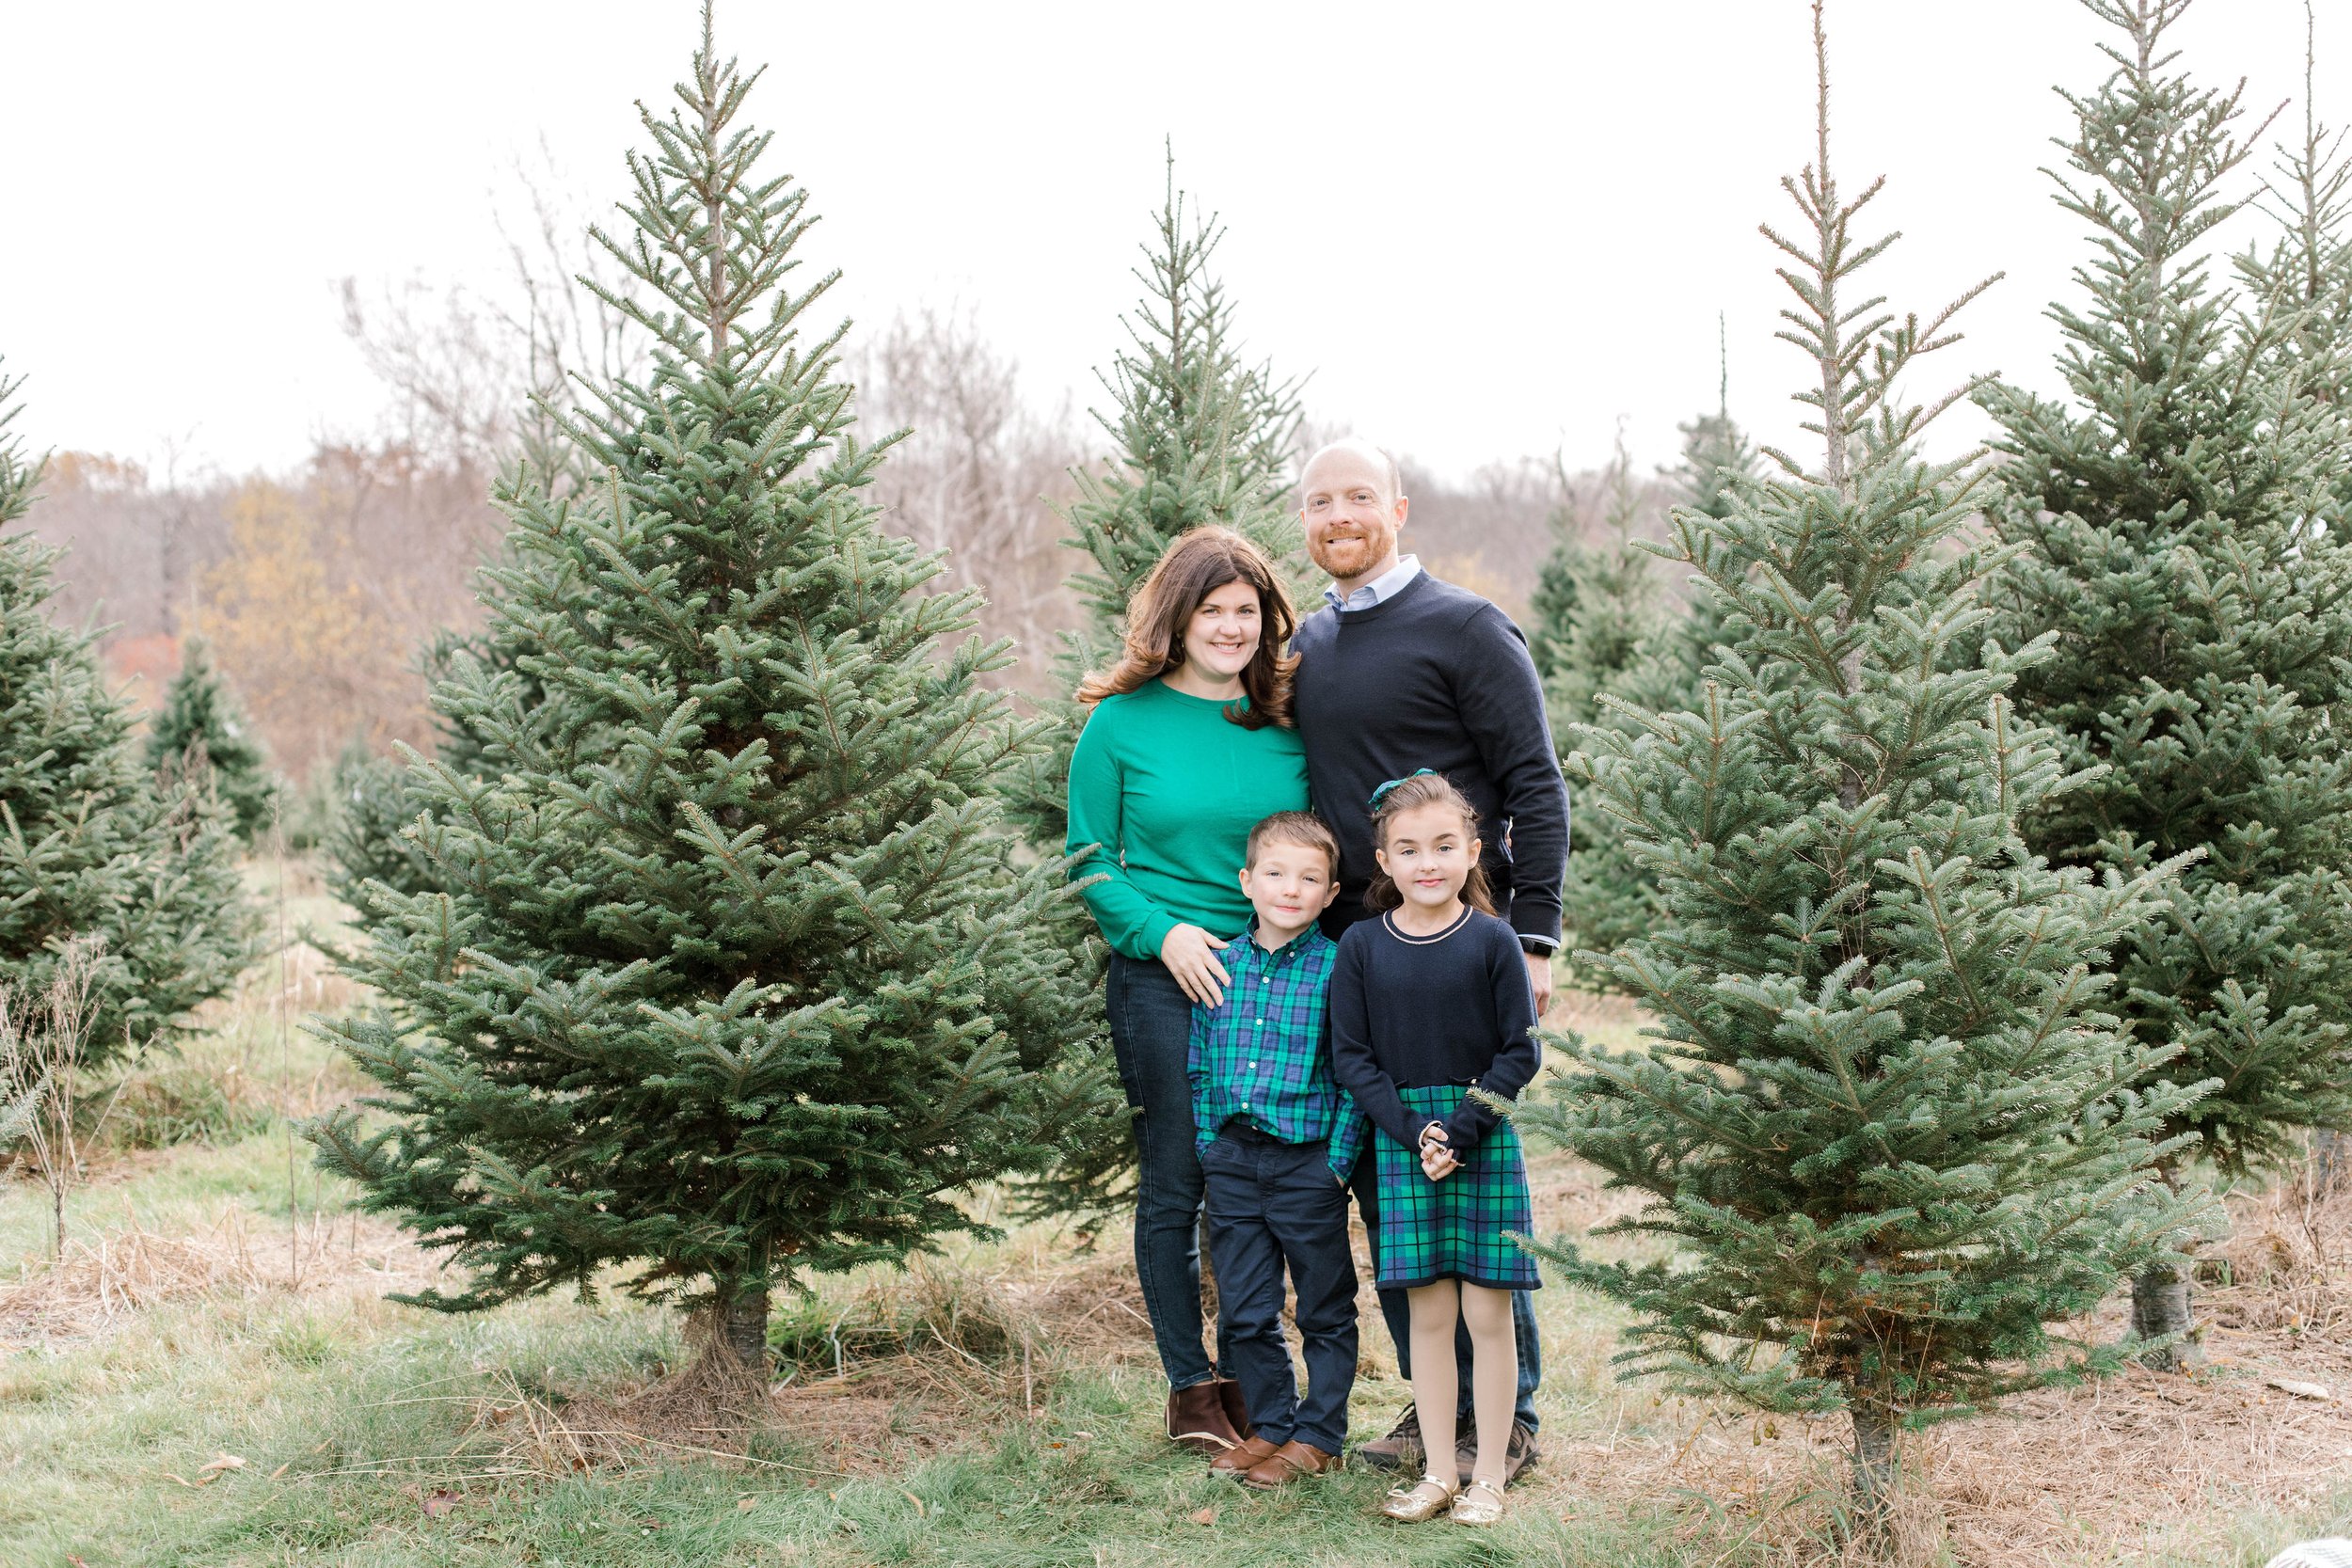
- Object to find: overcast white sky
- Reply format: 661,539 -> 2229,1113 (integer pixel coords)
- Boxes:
2,1 -> 2344,485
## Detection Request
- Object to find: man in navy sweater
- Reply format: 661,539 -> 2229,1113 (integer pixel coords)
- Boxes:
1291,436 -> 1568,1486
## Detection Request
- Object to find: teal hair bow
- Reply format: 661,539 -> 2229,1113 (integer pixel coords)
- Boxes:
1368,768 -> 1438,809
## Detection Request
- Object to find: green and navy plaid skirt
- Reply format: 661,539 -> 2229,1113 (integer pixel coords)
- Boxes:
1373,1084 -> 1541,1292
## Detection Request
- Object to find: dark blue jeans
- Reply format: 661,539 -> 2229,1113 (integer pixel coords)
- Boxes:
1350,1145 -> 1542,1433
1106,953 -> 1231,1390
1201,1125 -> 1359,1453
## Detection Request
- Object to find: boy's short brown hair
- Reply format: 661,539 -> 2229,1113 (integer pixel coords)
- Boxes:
1246,810 -> 1341,880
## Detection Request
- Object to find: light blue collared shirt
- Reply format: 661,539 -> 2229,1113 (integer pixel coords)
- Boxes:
1323,554 -> 1422,612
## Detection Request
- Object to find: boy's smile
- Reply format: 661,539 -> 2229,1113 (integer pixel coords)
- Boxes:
1239,840 -> 1340,948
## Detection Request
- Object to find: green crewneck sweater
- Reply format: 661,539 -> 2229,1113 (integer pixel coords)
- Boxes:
1065,679 -> 1310,960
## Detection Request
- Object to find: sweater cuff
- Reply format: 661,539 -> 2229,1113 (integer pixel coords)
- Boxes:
1441,1101 -> 1495,1156
1507,895 -> 1563,947
1136,909 -> 1180,962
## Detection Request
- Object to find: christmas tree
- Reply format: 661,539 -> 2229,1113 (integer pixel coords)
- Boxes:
1516,6 -> 2207,1543
1554,373 -> 1760,981
320,737 -> 435,910
142,636 -> 278,844
1624,336 -> 1761,720
997,154 -> 1304,852
0,364 -> 256,1071
2239,2 -> 2352,531
1533,433 -> 1660,736
1977,0 -> 2352,1369
993,156 -> 1306,1221
308,16 -> 1104,1366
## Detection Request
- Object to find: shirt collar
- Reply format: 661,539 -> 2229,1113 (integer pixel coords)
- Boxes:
1241,919 -> 1333,966
1323,553 -> 1422,611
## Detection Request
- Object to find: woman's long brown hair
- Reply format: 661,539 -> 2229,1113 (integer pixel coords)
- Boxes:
1362,770 -> 1498,915
1074,526 -> 1298,729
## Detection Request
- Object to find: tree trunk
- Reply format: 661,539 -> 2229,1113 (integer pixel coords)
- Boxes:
2314,1128 -> 2349,1192
2131,1259 -> 2201,1372
722,1285 -> 771,1373
1848,1402 -> 1898,1559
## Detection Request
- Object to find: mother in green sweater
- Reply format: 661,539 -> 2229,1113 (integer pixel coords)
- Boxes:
1066,526 -> 1309,1457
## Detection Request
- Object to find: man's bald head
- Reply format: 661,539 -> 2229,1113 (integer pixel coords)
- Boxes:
1300,438 -> 1403,506
1299,437 -> 1409,593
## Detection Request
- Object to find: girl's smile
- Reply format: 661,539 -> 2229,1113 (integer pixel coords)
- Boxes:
1375,800 -> 1483,932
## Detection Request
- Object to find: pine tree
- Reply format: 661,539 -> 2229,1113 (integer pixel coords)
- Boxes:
325,622 -> 553,910
320,737 -> 435,910
993,156 -> 1306,1221
997,154 -> 1305,852
1555,375 -> 1759,981
307,17 -> 1105,1366
1534,434 -> 1660,735
143,636 -> 278,843
1516,7 -> 2206,1543
2248,3 -> 2352,1191
1977,0 -> 2352,1370
2240,0 -> 2352,531
1625,338 -> 1761,719
0,364 -> 256,1071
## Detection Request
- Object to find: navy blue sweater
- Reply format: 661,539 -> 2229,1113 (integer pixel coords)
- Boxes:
1293,571 -> 1569,946
1328,908 -> 1542,1154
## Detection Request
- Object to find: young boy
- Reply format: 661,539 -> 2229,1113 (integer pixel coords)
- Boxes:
1189,810 -> 1366,1491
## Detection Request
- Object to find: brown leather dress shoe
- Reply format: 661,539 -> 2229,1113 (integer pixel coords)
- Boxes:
1239,1440 -> 1341,1490
1166,1381 -> 1245,1455
1209,1434 -> 1280,1477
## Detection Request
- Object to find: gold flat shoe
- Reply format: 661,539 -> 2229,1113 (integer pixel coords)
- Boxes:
1451,1480 -> 1505,1527
1380,1475 -> 1455,1523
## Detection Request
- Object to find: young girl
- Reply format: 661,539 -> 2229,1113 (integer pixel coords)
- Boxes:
1328,770 -> 1541,1528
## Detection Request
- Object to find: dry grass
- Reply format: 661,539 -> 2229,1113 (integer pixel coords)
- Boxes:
0,1205 -> 433,1347
7,925 -> 2349,1564
1498,1152 -> 2352,1566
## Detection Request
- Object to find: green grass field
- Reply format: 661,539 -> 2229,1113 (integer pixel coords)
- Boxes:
4,866 -> 2348,1566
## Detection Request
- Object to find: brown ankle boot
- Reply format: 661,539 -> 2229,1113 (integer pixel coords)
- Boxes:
1214,1376 -> 1255,1439
1166,1381 -> 1244,1454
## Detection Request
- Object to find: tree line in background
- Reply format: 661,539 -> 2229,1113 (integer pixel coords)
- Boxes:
19,235 -> 1612,796
4,0 -> 2350,1555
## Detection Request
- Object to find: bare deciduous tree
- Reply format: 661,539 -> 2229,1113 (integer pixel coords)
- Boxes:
851,306 -> 1089,689
0,937 -> 105,1262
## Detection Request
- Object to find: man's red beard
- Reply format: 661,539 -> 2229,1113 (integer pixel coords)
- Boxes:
1310,535 -> 1385,576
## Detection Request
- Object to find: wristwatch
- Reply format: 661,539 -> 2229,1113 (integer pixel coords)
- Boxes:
1518,935 -> 1558,957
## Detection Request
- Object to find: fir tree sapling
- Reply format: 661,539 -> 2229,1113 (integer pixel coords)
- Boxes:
143,636 -> 278,844
2240,0 -> 2352,531
1553,353 -> 1760,981
308,17 -> 1104,1367
2245,1 -> 2352,1190
0,364 -> 256,1072
319,737 -> 435,910
1623,329 -> 1762,721
1979,0 -> 2352,1369
1534,431 -> 1660,736
997,153 -> 1305,853
1515,5 -> 2208,1544
996,155 -> 1305,1222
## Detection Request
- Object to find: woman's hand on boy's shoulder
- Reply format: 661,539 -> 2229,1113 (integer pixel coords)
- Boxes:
1160,922 -> 1232,1007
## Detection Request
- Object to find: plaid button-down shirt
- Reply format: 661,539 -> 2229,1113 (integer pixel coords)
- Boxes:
1188,924 -> 1368,1180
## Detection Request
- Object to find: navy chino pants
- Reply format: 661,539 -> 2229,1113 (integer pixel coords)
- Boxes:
1200,1124 -> 1359,1454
